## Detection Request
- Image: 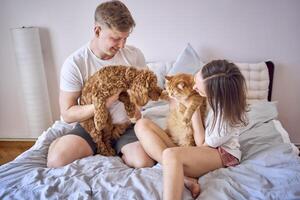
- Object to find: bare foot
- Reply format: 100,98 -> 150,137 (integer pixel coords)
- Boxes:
184,176 -> 201,199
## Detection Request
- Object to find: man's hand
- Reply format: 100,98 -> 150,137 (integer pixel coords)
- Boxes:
134,106 -> 142,120
129,106 -> 142,123
106,90 -> 123,108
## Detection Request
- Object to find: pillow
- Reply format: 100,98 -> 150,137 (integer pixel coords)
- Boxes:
147,61 -> 174,88
167,43 -> 204,75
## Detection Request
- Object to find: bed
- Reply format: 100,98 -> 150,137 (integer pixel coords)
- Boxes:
1,45 -> 300,200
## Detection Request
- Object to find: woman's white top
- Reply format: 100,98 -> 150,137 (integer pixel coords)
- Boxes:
205,109 -> 242,161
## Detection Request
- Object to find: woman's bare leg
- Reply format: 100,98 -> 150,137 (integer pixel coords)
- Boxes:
162,146 -> 223,200
163,149 -> 184,200
135,118 -> 202,198
134,118 -> 176,163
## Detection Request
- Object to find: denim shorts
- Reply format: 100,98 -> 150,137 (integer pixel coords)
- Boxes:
66,123 -> 138,155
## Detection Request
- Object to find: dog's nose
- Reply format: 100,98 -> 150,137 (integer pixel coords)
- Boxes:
151,87 -> 163,100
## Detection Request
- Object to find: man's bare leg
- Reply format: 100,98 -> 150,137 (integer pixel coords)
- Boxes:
47,135 -> 93,168
121,141 -> 156,168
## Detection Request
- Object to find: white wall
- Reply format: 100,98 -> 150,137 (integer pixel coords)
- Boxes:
0,0 -> 299,142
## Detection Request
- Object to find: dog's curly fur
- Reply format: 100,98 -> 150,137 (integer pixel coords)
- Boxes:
79,65 -> 162,156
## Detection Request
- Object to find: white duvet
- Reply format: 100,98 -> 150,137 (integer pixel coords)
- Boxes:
0,101 -> 300,200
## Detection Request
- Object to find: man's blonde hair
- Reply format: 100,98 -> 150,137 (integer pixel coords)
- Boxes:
94,0 -> 135,32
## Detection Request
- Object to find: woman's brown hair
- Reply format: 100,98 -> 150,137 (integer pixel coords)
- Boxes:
201,60 -> 248,131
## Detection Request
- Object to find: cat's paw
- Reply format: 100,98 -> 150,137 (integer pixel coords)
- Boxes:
179,103 -> 186,113
179,107 -> 185,114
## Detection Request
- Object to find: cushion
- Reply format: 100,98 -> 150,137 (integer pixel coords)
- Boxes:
167,43 -> 204,75
147,61 -> 174,88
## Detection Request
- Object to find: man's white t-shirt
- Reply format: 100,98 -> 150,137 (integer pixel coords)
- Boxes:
205,109 -> 242,161
60,42 -> 147,124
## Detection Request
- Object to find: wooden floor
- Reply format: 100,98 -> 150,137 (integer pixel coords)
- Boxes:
0,141 -> 35,165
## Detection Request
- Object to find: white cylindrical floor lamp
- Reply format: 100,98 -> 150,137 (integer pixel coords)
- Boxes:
11,27 -> 53,138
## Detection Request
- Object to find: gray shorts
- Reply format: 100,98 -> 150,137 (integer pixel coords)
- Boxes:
66,123 -> 138,156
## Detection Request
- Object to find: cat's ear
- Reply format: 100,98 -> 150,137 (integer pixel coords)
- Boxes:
165,76 -> 172,82
177,82 -> 185,90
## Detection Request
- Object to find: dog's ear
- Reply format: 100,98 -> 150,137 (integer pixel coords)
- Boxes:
125,67 -> 137,80
145,71 -> 157,88
165,75 -> 172,82
145,71 -> 162,101
128,86 -> 142,106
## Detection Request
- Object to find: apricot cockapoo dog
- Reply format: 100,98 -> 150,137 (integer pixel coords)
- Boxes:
79,65 -> 162,156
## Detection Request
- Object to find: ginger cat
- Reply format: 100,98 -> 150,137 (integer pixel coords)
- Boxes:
161,73 -> 207,146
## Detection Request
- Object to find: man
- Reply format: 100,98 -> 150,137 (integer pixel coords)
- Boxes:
47,0 -> 155,168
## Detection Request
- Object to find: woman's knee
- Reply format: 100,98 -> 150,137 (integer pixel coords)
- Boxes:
134,118 -> 153,135
162,148 -> 181,165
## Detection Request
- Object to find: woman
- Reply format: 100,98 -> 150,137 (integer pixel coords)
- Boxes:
135,60 -> 248,199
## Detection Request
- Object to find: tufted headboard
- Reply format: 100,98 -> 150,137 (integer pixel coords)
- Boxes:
235,61 -> 274,103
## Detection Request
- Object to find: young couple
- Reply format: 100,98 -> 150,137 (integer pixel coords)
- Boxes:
47,1 -> 248,199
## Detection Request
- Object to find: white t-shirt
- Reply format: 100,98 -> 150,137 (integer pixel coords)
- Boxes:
60,42 -> 147,124
205,109 -> 242,161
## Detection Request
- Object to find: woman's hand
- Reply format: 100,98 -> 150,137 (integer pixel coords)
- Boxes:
192,108 -> 206,146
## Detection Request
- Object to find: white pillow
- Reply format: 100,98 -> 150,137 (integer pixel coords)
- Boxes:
147,61 -> 174,88
167,43 -> 204,75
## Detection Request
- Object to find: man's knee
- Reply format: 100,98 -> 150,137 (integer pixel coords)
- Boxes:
47,135 -> 93,168
134,154 -> 156,168
47,140 -> 69,168
123,153 -> 155,168
47,151 -> 68,168
47,139 -> 65,168
122,142 -> 155,168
